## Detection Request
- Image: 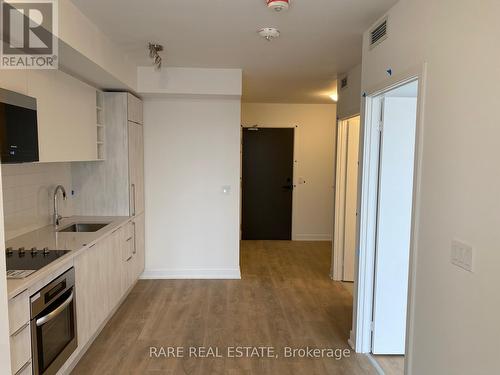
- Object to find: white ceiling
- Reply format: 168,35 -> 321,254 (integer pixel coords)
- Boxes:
70,0 -> 397,103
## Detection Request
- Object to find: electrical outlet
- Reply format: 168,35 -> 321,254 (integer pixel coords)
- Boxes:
451,240 -> 473,272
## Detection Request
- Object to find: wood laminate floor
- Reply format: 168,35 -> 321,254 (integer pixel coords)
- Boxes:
72,241 -> 377,375
373,355 -> 405,375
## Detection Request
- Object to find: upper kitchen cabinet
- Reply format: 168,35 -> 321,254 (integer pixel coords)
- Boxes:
127,93 -> 143,125
27,70 -> 98,162
72,92 -> 144,217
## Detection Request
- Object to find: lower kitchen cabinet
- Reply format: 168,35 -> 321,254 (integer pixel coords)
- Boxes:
120,213 -> 145,292
8,290 -> 31,375
9,323 -> 30,374
74,218 -> 144,354
6,218 -> 144,375
133,213 -> 145,280
74,236 -> 112,345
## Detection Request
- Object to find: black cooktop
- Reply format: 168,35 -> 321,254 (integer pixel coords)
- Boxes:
6,248 -> 71,271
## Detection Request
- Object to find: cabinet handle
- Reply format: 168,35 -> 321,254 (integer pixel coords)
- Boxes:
36,291 -> 74,327
11,322 -> 29,337
126,237 -> 133,242
131,183 -> 136,216
14,360 -> 31,375
126,256 -> 132,262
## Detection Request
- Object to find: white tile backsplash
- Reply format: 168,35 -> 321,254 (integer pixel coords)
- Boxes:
1,163 -> 74,240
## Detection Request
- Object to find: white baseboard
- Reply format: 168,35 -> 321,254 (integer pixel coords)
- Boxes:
292,234 -> 332,241
141,268 -> 241,280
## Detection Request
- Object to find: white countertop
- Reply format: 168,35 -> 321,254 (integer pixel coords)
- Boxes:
6,216 -> 131,299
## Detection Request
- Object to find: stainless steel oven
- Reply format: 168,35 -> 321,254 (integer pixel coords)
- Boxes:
30,268 -> 77,375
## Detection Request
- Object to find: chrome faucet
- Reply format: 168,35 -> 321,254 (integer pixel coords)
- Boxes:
53,185 -> 67,226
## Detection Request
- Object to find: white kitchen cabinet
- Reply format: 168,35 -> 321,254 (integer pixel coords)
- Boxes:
27,70 -> 97,162
127,93 -> 143,124
72,92 -> 144,217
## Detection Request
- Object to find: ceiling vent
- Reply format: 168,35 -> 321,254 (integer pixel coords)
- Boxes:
369,17 -> 388,49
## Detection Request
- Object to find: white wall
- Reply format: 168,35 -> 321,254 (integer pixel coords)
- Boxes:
361,0 -> 500,373
337,64 -> 362,120
241,103 -> 336,241
138,67 -> 242,96
142,97 -> 241,278
1,163 -> 73,240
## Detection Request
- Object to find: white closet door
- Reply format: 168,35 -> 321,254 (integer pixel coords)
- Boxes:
343,117 -> 360,281
372,97 -> 417,354
333,120 -> 348,280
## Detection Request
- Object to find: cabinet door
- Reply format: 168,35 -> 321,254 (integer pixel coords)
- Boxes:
121,222 -> 135,292
27,70 -> 97,162
128,121 -> 144,215
127,93 -> 143,124
74,240 -> 109,346
108,228 -> 125,309
133,213 -> 145,279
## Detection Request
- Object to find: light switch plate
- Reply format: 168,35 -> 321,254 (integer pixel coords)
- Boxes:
451,240 -> 473,272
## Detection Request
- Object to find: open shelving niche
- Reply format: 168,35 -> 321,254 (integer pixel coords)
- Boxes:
96,91 -> 105,160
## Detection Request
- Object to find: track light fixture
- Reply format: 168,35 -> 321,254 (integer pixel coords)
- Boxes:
148,43 -> 164,70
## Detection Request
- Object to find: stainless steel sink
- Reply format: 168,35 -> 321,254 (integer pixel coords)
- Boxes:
58,223 -> 110,233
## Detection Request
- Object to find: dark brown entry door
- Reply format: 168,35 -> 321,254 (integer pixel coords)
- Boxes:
242,128 -> 294,240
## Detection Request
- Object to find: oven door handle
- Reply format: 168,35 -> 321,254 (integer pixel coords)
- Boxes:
35,291 -> 74,327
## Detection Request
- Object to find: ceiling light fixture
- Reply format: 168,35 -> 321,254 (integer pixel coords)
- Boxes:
258,27 -> 280,41
267,0 -> 290,12
148,43 -> 164,70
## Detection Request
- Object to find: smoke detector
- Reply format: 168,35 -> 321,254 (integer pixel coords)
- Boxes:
258,27 -> 280,41
267,0 -> 290,12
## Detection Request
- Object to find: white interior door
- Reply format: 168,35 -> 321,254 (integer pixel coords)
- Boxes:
372,97 -> 417,354
343,117 -> 360,281
333,120 -> 348,280
332,116 -> 360,282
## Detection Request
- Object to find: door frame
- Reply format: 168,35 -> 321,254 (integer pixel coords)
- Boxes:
352,64 -> 427,375
331,115 -> 360,281
240,125 -> 299,240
